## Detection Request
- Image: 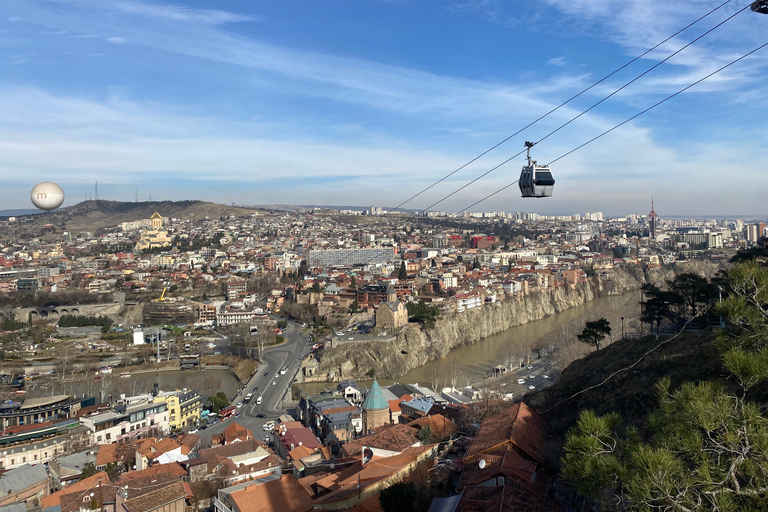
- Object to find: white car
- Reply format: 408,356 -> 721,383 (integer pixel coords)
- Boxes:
529,374 -> 535,379
236,402 -> 243,408
527,365 -> 533,370
542,375 -> 550,379
264,435 -> 270,443
517,378 -> 526,385
256,396 -> 263,404
336,331 -> 344,336
528,385 -> 536,390
272,380 -> 276,386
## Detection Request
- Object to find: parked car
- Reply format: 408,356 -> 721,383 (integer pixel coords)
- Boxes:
528,385 -> 536,390
517,378 -> 526,385
256,413 -> 266,418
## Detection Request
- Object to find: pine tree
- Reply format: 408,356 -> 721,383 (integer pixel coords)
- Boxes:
398,261 -> 407,281
563,261 -> 768,511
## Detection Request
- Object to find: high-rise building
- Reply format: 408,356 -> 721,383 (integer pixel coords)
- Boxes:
649,199 -> 658,239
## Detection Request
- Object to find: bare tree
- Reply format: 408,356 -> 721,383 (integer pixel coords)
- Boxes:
446,360 -> 465,391
423,360 -> 444,393
496,342 -> 516,370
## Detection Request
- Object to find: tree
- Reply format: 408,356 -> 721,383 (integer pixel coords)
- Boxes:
417,425 -> 436,444
563,261 -> 768,511
668,272 -> 717,317
398,261 -> 407,281
209,392 -> 230,412
496,341 -> 516,371
379,482 -> 417,512
577,318 -> 611,351
423,361 -> 444,394
80,462 -> 97,479
641,284 -> 682,336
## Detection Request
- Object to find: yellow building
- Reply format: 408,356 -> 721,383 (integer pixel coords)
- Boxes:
135,212 -> 172,251
154,389 -> 202,430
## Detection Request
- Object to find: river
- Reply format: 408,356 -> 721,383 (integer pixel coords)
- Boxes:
28,369 -> 241,402
293,289 -> 642,396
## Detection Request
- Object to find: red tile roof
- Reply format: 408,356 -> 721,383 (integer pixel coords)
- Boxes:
457,485 -> 565,512
229,474 -> 312,512
464,402 -> 547,464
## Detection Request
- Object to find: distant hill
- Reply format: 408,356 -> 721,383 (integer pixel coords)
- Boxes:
0,209 -> 41,217
17,200 -> 262,233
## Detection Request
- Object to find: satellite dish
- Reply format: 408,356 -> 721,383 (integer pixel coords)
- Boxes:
30,182 -> 65,211
329,463 -> 335,470
478,459 -> 486,469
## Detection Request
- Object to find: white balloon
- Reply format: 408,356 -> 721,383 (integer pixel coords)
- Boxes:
30,182 -> 65,211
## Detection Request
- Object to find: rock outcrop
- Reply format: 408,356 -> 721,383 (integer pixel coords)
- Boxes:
316,261 -> 726,381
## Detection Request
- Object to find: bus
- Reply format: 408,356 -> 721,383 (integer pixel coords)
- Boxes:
219,405 -> 236,420
244,393 -> 253,403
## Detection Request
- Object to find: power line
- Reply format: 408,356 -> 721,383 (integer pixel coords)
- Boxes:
454,39 -> 768,215
424,2 -> 751,216
392,0 -> 737,211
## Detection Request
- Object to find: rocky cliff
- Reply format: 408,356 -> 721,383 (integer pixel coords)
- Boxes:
315,261 -> 726,381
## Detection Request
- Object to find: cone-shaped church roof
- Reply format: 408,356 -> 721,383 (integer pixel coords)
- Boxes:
362,379 -> 388,411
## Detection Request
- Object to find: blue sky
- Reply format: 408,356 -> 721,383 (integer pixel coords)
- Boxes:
1,0 -> 767,216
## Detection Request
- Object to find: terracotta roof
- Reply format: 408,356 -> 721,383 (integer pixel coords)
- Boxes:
457,485 -> 566,512
123,480 -> 189,512
288,444 -> 315,461
342,423 -> 420,457
463,402 -> 547,464
213,421 -> 253,445
177,433 -> 200,450
41,472 -> 109,509
408,414 -> 460,440
229,474 -> 312,512
311,446 -> 433,505
119,463 -> 187,482
457,447 -> 543,492
199,439 -> 262,473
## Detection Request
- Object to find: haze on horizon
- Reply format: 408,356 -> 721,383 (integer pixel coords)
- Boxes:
1,0 -> 767,217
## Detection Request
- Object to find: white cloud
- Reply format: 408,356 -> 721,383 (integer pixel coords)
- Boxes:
547,56 -> 566,67
106,36 -> 127,44
83,0 -> 257,25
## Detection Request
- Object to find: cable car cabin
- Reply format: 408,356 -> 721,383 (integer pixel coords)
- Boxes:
519,142 -> 555,198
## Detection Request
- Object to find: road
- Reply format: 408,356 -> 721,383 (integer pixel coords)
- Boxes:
199,318 -> 313,446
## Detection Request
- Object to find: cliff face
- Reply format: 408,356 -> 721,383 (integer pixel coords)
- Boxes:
315,261 -> 725,381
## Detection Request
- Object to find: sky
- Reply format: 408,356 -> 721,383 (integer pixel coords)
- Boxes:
1,0 -> 767,217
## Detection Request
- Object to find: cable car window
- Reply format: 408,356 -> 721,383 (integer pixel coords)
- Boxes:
534,172 -> 554,186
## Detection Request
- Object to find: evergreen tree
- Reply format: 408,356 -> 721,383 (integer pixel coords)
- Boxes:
563,261 -> 768,511
398,261 -> 407,281
577,318 -> 611,351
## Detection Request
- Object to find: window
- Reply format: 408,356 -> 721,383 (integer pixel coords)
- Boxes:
97,436 -> 102,442
106,433 -> 111,441
22,457 -> 26,462
34,455 -> 37,460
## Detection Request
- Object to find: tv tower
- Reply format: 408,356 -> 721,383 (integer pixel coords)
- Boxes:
95,181 -> 99,200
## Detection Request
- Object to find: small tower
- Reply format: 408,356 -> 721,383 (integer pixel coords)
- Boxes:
151,211 -> 163,230
386,285 -> 397,303
649,198 -> 658,239
362,379 -> 389,435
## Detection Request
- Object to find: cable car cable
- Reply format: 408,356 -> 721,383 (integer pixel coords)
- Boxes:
452,39 -> 768,215
391,0 -> 737,211
411,2 -> 750,214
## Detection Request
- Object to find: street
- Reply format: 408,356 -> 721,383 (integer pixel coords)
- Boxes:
198,318 -> 313,445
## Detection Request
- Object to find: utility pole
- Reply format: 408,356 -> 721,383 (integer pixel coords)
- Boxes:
98,477 -> 104,512
95,181 -> 99,201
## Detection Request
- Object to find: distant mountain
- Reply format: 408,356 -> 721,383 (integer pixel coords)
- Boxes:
0,209 -> 41,217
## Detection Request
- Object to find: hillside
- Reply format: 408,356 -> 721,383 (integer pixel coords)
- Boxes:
5,200 -> 264,237
526,331 -> 718,436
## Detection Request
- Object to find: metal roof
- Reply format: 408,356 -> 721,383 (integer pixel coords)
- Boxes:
362,380 -> 388,411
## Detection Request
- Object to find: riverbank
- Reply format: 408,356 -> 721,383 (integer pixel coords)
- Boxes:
315,266 -> 640,381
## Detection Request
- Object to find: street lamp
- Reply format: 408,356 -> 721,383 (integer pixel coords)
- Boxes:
621,316 -> 625,339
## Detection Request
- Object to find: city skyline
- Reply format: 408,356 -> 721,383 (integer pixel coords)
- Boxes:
2,1 -> 768,215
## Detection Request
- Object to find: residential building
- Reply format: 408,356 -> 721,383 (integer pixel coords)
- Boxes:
154,389 -> 202,431
80,402 -> 169,445
0,464 -> 50,507
214,475 -> 312,512
308,248 -> 393,269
